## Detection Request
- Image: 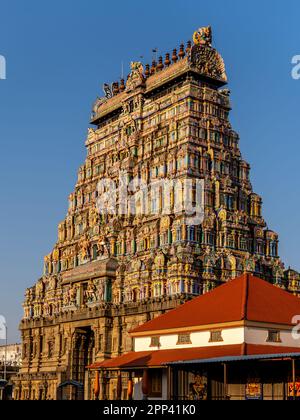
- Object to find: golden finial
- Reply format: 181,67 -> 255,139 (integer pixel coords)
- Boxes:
164,53 -> 171,67
186,40 -> 192,54
179,44 -> 185,59
151,61 -> 157,75
172,49 -> 178,63
119,79 -> 125,92
145,64 -> 150,77
112,82 -> 119,95
157,56 -> 164,71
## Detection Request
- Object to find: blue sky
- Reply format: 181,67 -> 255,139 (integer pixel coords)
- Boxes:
0,0 -> 299,342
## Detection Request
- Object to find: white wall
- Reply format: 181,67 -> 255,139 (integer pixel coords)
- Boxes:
134,328 -> 245,352
134,326 -> 300,353
245,327 -> 300,348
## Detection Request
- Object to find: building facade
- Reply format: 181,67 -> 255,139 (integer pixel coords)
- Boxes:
0,343 -> 22,369
13,26 -> 300,400
89,275 -> 300,401
0,343 -> 22,400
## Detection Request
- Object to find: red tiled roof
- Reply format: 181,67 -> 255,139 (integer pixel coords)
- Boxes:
131,275 -> 300,334
89,344 -> 300,370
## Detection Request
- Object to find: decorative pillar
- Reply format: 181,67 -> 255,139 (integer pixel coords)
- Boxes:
94,370 -> 100,401
142,369 -> 149,400
182,224 -> 186,241
116,371 -> 122,400
110,238 -> 116,257
215,181 -> 220,209
128,373 -> 133,401
100,370 -> 105,400
121,239 -> 126,256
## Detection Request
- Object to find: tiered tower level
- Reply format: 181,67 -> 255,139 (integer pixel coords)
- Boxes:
15,27 -> 300,400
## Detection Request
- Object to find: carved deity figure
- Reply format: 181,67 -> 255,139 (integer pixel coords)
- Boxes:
35,280 -> 44,299
126,62 -> 145,90
52,248 -> 60,262
244,255 -> 256,273
79,235 -> 90,260
69,285 -> 77,306
89,207 -> 99,228
63,284 -> 78,307
97,236 -> 110,258
44,302 -> 50,316
193,26 -> 212,47
44,254 -> 52,274
85,281 -> 97,303
97,281 -> 105,302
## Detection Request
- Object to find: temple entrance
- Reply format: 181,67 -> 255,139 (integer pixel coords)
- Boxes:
70,327 -> 95,400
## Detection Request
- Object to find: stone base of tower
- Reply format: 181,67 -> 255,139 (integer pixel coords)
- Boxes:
13,291 -> 193,400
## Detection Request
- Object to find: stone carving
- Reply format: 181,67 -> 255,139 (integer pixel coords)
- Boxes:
91,97 -> 107,118
63,284 -> 78,308
85,281 -> 97,303
48,277 -> 57,291
89,207 -> 99,228
193,26 -> 212,47
97,236 -> 110,258
126,62 -> 145,91
97,281 -> 105,302
244,255 -> 256,273
189,27 -> 226,82
79,235 -> 90,260
48,341 -> 54,358
35,280 -> 44,299
84,280 -> 106,305
190,44 -> 227,82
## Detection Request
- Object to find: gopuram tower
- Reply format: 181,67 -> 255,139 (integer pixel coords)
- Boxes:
13,26 -> 299,400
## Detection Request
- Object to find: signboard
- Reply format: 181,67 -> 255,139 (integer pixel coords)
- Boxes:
245,380 -> 263,400
189,374 -> 208,400
288,382 -> 300,399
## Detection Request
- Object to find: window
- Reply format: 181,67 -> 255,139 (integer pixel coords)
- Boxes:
176,227 -> 182,242
187,226 -> 196,242
240,239 -> 248,251
177,333 -> 192,345
227,235 -> 235,249
270,242 -> 277,257
209,331 -> 223,343
256,241 -> 263,255
150,336 -> 161,348
267,330 -> 281,343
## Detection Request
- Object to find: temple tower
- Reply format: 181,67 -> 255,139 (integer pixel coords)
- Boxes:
14,26 -> 294,400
